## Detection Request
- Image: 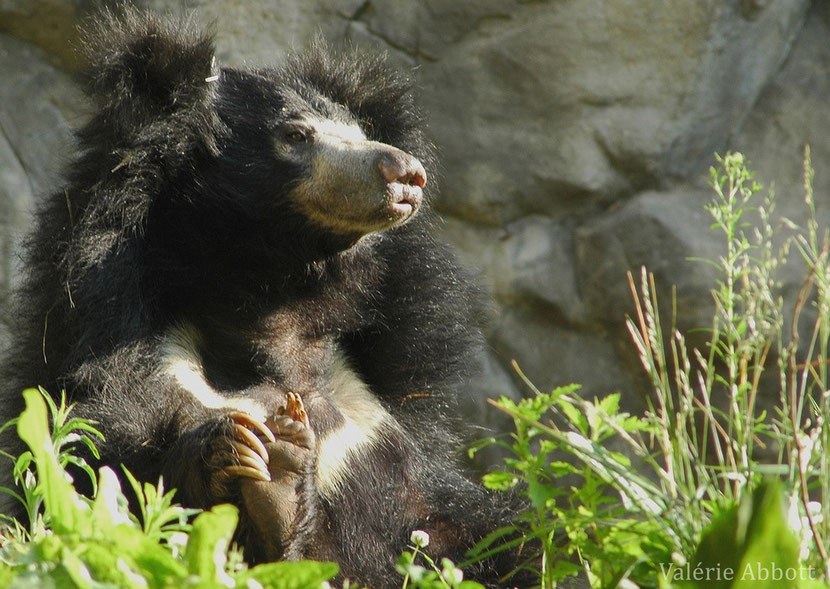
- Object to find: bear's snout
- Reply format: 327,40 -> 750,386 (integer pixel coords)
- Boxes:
377,150 -> 427,189
376,148 -> 426,217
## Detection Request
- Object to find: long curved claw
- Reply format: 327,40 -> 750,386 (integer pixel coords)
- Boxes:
208,411 -> 279,499
232,440 -> 269,473
228,410 -> 276,443
232,423 -> 270,464
223,464 -> 271,482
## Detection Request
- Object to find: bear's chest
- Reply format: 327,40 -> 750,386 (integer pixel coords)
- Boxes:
159,321 -> 395,498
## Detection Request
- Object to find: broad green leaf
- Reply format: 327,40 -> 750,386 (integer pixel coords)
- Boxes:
77,541 -> 141,588
240,561 -> 338,589
527,478 -> 556,509
90,527 -> 186,589
183,503 -> 238,584
689,480 -> 800,589
550,559 -> 581,580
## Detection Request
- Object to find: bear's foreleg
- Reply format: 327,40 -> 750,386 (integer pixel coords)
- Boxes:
238,393 -> 319,562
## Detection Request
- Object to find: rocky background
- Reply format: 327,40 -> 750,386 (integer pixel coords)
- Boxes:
1,0 -> 828,433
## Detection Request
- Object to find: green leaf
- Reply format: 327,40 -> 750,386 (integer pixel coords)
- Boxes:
105,527 -> 187,588
12,451 -> 33,482
620,415 -> 655,434
457,582 -> 486,589
550,559 -> 582,580
598,393 -> 621,417
466,436 -> 513,460
466,525 -> 518,558
0,564 -> 16,588
240,561 -> 338,588
527,477 -> 556,509
56,546 -> 101,589
607,451 -> 631,468
183,503 -> 239,584
549,383 -> 583,399
689,480 -> 800,589
557,399 -> 588,435
16,388 -> 88,536
89,467 -> 131,531
122,469 -> 195,542
481,471 -> 518,492
75,541 -> 133,587
547,461 -> 578,476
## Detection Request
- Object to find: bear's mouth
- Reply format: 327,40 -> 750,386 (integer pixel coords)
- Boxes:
387,183 -> 423,218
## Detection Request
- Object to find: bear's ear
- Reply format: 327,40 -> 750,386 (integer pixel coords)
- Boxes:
80,7 -> 217,124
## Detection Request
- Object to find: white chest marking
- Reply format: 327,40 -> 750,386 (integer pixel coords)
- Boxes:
159,323 -> 268,422
315,352 -> 394,498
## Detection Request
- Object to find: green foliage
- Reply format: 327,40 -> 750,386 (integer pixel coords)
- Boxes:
0,388 -> 338,588
470,383 -> 674,587
0,386 -> 103,536
472,150 -> 830,587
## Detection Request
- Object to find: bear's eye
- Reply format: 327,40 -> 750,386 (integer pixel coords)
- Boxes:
285,129 -> 310,143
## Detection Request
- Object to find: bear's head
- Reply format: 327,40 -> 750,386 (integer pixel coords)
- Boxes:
80,9 -> 433,263
213,67 -> 427,239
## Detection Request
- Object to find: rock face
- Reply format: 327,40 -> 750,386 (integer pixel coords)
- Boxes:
0,30 -> 85,344
0,0 -> 825,429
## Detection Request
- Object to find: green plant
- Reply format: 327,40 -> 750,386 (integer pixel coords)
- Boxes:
634,150 -> 830,579
473,150 -> 830,587
0,387 -> 104,537
0,388 -> 338,588
470,381 -> 675,588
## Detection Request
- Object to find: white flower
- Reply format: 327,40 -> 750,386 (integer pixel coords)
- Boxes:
441,559 -> 464,584
409,529 -> 430,548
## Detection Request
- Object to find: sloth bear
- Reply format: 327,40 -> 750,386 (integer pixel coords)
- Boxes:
0,9 -> 528,588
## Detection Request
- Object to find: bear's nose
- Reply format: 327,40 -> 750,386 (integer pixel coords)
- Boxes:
377,150 -> 427,188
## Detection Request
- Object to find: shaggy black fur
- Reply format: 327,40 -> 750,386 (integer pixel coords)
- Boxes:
0,8 -> 529,587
